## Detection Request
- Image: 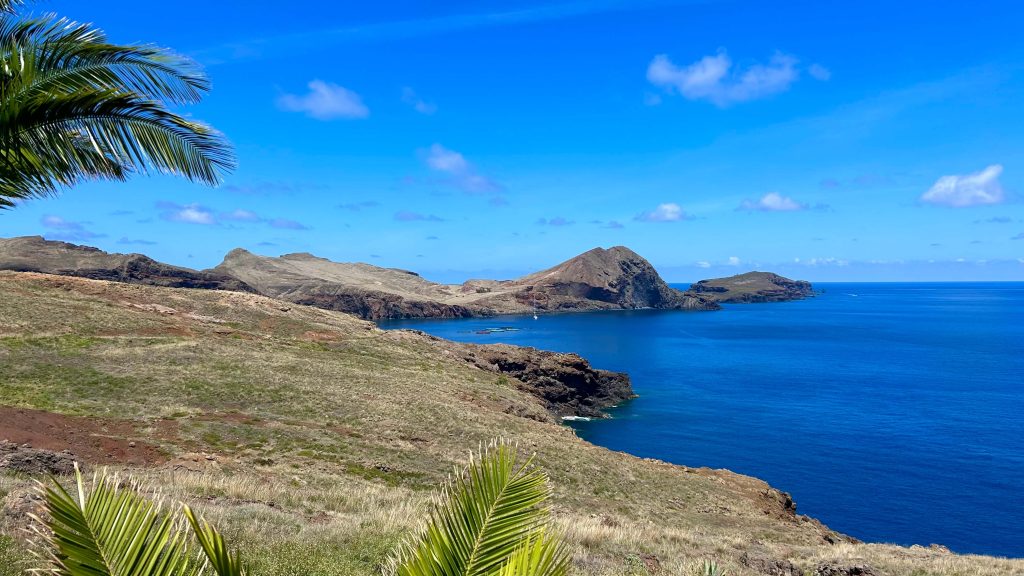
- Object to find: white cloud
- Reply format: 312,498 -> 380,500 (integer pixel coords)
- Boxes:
156,203 -> 309,230
223,209 -> 261,222
647,50 -> 799,107
160,203 -> 216,225
402,87 -> 437,115
695,261 -> 711,268
423,144 -> 502,194
278,80 -> 369,120
426,144 -> 469,173
808,63 -> 831,81
727,256 -> 741,266
739,192 -> 806,212
635,202 -> 686,222
921,164 -> 1005,207
536,216 -> 574,227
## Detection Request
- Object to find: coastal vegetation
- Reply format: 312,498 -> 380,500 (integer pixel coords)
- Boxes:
28,443 -> 567,576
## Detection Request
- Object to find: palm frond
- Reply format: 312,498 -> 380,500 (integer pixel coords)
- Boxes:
496,529 -> 569,576
0,10 -> 233,207
30,464 -> 199,576
183,506 -> 246,576
389,441 -> 569,576
0,0 -> 23,14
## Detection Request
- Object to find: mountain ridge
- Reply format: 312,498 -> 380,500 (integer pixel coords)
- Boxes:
0,237 -> 814,321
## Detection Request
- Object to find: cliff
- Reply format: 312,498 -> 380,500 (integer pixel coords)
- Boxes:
691,271 -> 814,303
0,236 -> 253,292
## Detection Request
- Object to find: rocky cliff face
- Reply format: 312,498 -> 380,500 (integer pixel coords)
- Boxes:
691,271 -> 814,303
0,236 -> 253,292
417,335 -> 635,418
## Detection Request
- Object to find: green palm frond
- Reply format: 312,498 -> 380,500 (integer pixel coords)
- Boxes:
31,465 -> 246,576
496,529 -> 568,576
183,506 -> 245,576
389,442 -> 569,576
0,9 -> 233,207
31,465 -> 200,576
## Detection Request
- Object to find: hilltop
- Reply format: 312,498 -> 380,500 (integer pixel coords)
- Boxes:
1,271 -> 1017,576
691,271 -> 815,303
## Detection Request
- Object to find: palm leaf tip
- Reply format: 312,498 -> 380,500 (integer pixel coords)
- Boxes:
389,440 -> 569,576
30,465 -> 246,576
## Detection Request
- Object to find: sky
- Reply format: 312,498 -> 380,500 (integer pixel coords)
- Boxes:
3,0 -> 1024,282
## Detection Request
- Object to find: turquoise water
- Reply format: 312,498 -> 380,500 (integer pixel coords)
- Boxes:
381,283 -> 1024,557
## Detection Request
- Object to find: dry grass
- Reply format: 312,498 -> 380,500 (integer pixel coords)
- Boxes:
1,272 -> 1021,575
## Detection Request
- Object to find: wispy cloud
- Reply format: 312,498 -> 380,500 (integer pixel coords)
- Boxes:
158,202 -> 310,230
158,202 -> 217,225
222,181 -> 319,195
921,164 -> 1005,207
277,80 -> 369,120
536,217 -> 575,226
1012,232 -> 1024,240
738,192 -> 808,212
339,200 -> 380,211
635,202 -> 687,222
268,218 -> 311,230
646,50 -> 804,107
222,209 -> 262,222
395,210 -> 444,222
40,216 -> 105,241
975,216 -> 1013,224
808,63 -> 831,81
194,1 -> 690,64
117,238 -> 157,246
402,87 -> 437,115
695,261 -> 711,268
422,143 -> 503,194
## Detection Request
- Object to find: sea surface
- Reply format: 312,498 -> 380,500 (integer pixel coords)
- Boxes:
380,283 -> 1024,557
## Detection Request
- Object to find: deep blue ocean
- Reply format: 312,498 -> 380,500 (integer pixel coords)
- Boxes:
381,283 -> 1024,557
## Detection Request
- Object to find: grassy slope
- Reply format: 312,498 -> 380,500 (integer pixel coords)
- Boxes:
0,271 -> 1018,575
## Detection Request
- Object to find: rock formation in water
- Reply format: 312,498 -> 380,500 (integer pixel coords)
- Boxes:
690,271 -> 814,303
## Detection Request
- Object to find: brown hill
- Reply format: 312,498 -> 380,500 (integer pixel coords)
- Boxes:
0,236 -> 252,292
691,271 -> 814,303
212,245 -> 718,319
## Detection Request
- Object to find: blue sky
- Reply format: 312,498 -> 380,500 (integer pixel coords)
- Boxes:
4,0 -> 1024,282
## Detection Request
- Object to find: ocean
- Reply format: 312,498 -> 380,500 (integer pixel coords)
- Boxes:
380,283 -> 1024,558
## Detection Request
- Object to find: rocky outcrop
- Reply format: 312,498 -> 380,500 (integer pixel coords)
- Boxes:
484,246 -> 717,313
412,333 -> 634,418
0,236 -> 253,292
740,551 -> 802,576
814,563 -> 883,576
0,440 -> 77,475
289,286 -> 477,321
691,271 -> 813,303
